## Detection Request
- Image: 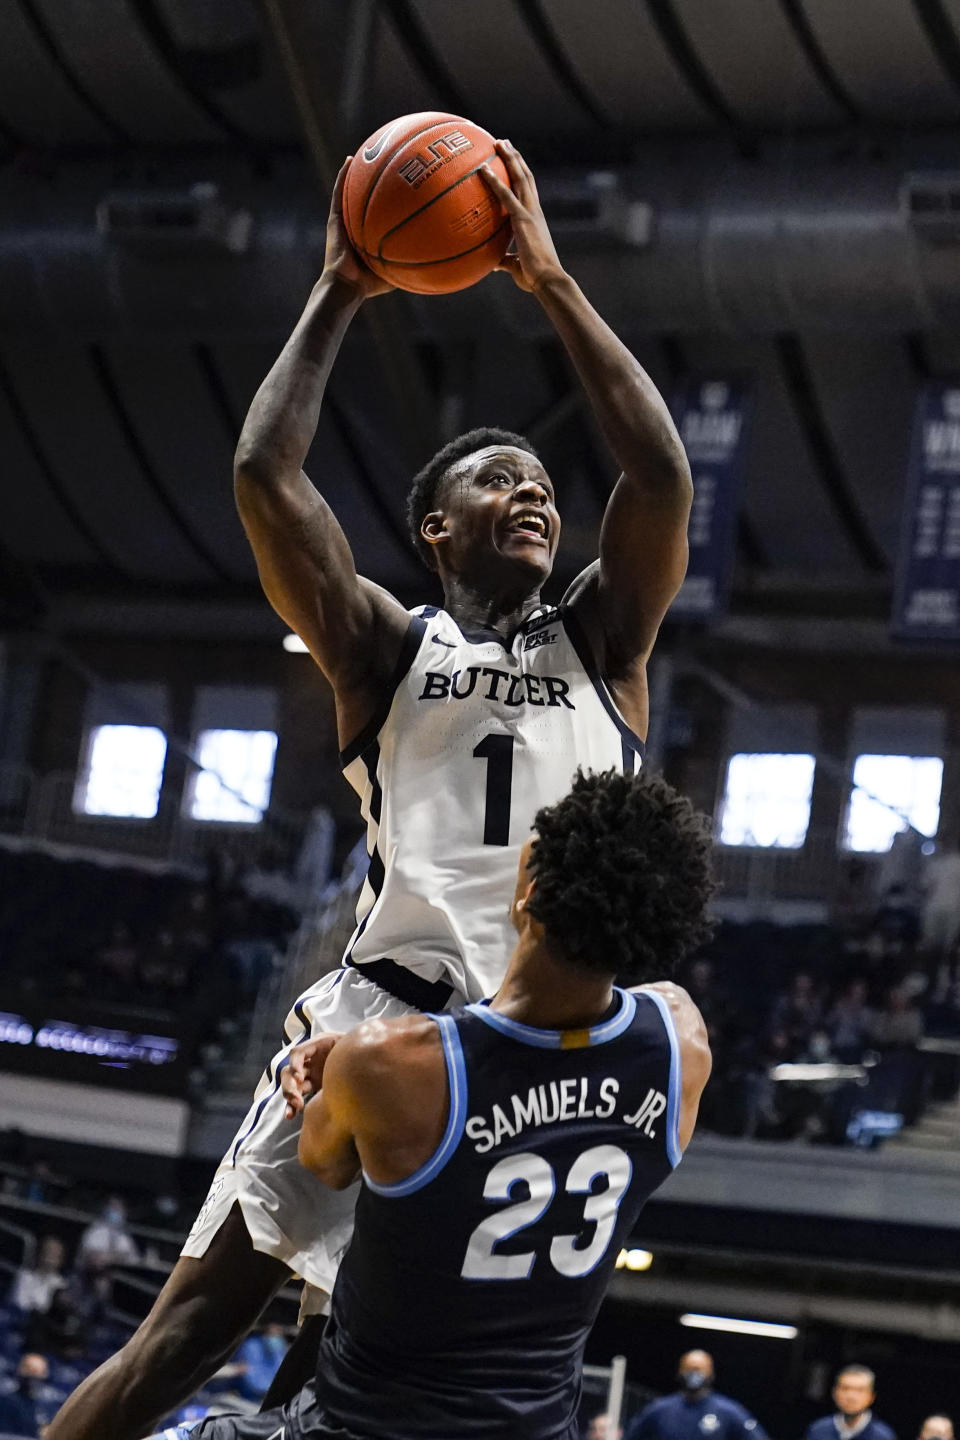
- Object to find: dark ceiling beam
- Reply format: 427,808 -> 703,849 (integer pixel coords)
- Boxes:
0,353 -> 127,576
911,0 -> 960,101
192,343 -> 242,444
338,0 -> 378,140
514,0 -> 611,130
775,334 -> 888,575
381,0 -> 473,117
534,339 -> 610,516
777,0 -> 864,124
904,333 -> 932,381
87,344 -> 233,583
126,0 -> 261,148
15,0 -> 133,144
324,392 -> 416,568
258,0 -> 437,471
643,0 -> 757,156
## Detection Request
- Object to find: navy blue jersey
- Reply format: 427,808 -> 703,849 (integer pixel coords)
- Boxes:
806,1419 -> 897,1440
312,987 -> 682,1440
627,1391 -> 770,1440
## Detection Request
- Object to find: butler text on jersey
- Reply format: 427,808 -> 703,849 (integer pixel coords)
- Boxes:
419,667 -> 575,708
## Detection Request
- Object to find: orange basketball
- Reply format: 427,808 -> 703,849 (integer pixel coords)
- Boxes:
343,112 -> 511,295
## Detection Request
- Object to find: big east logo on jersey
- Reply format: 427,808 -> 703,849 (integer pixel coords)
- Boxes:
399,130 -> 473,188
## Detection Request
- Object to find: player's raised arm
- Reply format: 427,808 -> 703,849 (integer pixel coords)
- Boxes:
234,157 -> 409,742
483,142 -> 692,670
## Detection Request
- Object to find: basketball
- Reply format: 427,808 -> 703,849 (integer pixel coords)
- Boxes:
343,112 -> 512,295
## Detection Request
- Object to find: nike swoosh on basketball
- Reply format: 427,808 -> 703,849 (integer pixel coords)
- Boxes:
363,123 -> 400,162
431,635 -> 456,648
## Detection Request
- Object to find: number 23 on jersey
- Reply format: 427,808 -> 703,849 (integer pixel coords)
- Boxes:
461,1144 -> 632,1281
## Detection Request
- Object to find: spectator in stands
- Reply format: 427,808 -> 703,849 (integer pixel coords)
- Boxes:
229,1323 -> 290,1404
586,1415 -> 623,1439
625,1349 -> 768,1440
834,858 -> 873,932
91,920 -> 139,997
9,1235 -> 67,1316
0,1351 -> 61,1436
23,1160 -> 58,1206
138,928 -> 190,1005
805,1365 -> 896,1440
922,842 -> 960,972
870,986 -> 924,1050
917,1418 -> 952,1440
872,883 -> 921,952
26,1278 -> 89,1360
875,828 -> 925,908
769,971 -> 822,1059
76,1196 -> 139,1272
685,959 -> 722,1033
826,979 -> 874,1063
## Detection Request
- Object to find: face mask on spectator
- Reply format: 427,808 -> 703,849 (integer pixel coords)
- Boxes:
680,1370 -> 709,1392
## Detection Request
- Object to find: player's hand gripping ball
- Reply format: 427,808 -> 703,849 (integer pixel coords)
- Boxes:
343,112 -> 512,294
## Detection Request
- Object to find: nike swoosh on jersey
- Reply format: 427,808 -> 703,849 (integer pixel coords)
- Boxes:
431,635 -> 457,648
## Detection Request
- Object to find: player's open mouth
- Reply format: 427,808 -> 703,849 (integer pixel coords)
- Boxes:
507,510 -> 549,541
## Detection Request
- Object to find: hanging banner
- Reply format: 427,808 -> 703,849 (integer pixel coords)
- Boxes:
893,383 -> 960,642
668,377 -> 751,621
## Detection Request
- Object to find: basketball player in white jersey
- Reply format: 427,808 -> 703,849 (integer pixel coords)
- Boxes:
47,140 -> 692,1440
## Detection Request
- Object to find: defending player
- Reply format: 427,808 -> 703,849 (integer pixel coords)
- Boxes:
47,142 -> 692,1440
150,767 -> 713,1440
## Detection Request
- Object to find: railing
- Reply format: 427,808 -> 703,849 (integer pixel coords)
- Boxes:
241,843 -> 367,1080
0,765 -> 309,872
712,828 -> 883,912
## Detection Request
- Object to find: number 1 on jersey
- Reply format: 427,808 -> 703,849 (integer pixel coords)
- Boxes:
473,734 -> 515,846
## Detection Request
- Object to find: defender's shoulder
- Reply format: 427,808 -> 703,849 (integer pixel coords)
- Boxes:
331,1013 -> 444,1091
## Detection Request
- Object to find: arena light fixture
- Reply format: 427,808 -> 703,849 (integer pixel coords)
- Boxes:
283,633 -> 309,653
615,1248 -> 654,1271
680,1314 -> 797,1340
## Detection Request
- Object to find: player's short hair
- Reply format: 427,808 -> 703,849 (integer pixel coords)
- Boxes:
836,1366 -> 876,1388
527,768 -> 716,985
406,427 -> 540,570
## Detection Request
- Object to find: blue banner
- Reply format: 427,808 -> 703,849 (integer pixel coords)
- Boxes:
893,383 -> 960,642
669,377 -> 751,621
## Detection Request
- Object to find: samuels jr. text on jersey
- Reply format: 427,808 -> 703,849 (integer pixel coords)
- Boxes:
466,1075 -> 668,1153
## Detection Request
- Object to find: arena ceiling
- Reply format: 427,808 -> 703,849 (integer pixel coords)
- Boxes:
3,0 -> 960,627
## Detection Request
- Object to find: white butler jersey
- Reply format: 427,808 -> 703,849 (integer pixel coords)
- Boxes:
340,600 -> 645,1004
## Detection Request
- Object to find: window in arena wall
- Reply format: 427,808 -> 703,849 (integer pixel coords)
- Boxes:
187,729 -> 278,824
74,725 -> 168,819
717,753 -> 816,849
842,754 -> 943,854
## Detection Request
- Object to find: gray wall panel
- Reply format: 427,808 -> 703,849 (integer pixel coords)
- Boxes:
11,345 -> 212,583
103,345 -> 254,581
533,0 -> 711,130
676,0 -> 846,127
801,335 -> 916,565
0,5 -> 112,146
0,380 -> 97,568
682,335 -> 863,576
37,0 -> 224,143
801,0 -> 960,121
407,0 -> 592,135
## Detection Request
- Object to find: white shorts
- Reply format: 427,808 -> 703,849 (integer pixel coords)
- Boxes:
182,967 -> 463,1314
